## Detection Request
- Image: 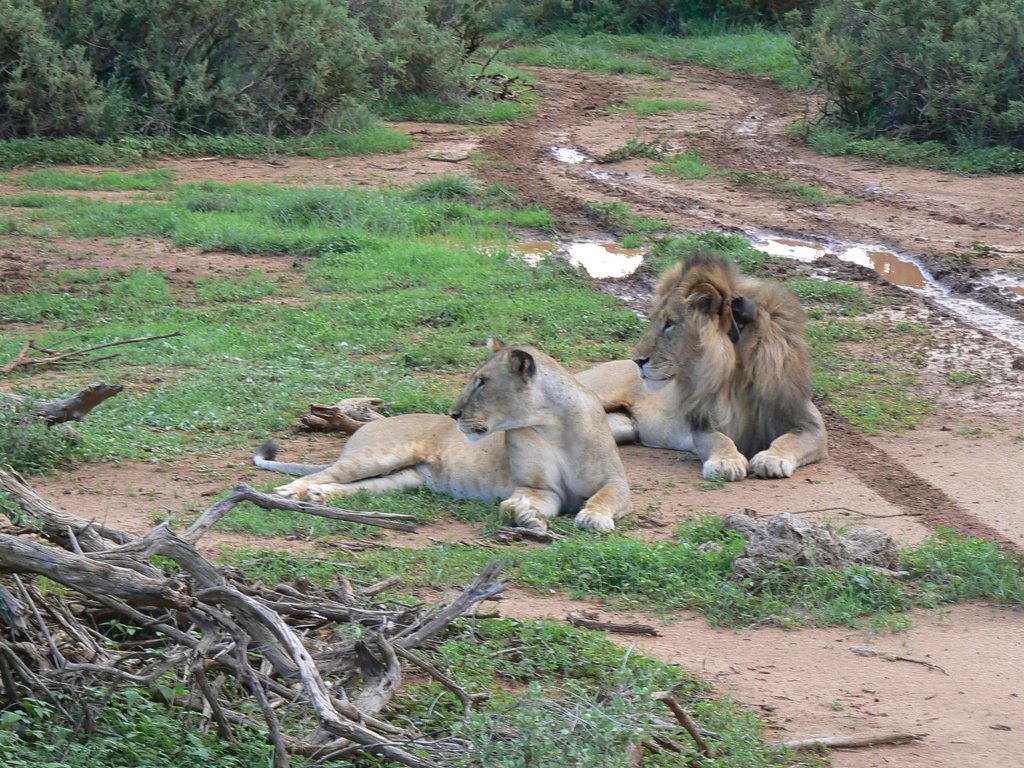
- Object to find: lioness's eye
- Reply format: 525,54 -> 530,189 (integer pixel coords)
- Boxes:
661,321 -> 675,335
474,377 -> 486,390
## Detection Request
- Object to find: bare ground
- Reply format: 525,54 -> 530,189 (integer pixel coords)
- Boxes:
7,64 -> 1024,767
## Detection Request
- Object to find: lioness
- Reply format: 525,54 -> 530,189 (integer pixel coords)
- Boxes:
254,340 -> 632,531
577,252 -> 828,481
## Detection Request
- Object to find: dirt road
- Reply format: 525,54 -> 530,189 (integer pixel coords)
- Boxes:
20,63 -> 1024,768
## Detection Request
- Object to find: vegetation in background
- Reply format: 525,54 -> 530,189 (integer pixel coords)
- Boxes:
0,402 -> 76,473
795,0 -> 1024,151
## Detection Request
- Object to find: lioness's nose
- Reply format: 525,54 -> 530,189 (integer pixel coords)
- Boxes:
449,410 -> 461,420
632,357 -> 649,370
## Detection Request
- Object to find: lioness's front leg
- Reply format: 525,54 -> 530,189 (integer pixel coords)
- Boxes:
573,480 -> 632,532
693,430 -> 748,481
500,488 -> 561,530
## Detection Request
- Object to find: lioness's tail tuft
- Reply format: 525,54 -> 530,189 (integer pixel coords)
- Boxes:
255,440 -> 279,461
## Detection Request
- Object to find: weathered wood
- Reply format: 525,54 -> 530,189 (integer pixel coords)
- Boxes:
1,331 -> 183,375
784,732 -> 924,750
568,611 -> 660,636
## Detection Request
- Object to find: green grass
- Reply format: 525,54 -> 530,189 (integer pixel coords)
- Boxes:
0,178 -> 641,462
0,126 -> 413,169
798,124 -> 1024,174
614,96 -> 710,115
222,520 -> 1024,629
653,150 -> 717,178
19,168 -> 176,191
502,31 -> 812,90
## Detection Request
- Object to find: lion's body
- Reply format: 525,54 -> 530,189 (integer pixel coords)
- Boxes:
257,341 -> 631,531
577,254 -> 827,480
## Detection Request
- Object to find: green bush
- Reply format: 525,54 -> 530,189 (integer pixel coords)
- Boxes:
795,0 -> 1024,149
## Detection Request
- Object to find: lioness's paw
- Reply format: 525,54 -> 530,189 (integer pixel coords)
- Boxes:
702,455 -> 748,482
574,509 -> 615,533
500,495 -> 548,530
274,482 -> 307,500
749,450 -> 796,478
304,484 -> 336,505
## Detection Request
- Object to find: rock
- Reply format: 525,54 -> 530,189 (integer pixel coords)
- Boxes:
722,510 -> 899,579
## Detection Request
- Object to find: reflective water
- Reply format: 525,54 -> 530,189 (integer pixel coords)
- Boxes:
551,147 -> 592,164
565,242 -> 645,279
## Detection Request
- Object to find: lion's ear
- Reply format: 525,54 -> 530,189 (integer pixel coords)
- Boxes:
689,282 -> 725,317
508,349 -> 537,380
487,337 -> 506,352
732,294 -> 757,326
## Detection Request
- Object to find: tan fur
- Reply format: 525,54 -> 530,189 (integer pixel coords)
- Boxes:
577,253 -> 828,480
270,340 -> 632,531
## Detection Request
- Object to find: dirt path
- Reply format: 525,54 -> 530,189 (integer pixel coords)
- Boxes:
12,63 -> 1024,768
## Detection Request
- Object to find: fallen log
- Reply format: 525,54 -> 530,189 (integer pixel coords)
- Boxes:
1,383 -> 124,425
784,732 -> 925,750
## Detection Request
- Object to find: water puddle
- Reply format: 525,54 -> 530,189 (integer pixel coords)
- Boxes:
502,240 -> 645,279
551,147 -> 593,164
752,234 -> 1024,353
565,242 -> 645,279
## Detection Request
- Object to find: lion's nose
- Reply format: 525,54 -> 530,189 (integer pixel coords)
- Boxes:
632,357 -> 649,370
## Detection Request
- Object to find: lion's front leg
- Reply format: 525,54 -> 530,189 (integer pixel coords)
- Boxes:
693,430 -> 748,481
573,480 -> 632,532
749,405 -> 829,479
499,488 -> 561,530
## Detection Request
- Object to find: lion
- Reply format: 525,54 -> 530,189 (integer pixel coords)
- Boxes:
576,252 -> 828,481
254,339 -> 632,532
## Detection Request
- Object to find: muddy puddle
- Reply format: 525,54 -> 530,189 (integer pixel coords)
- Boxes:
752,235 -> 1024,353
503,240 -> 646,279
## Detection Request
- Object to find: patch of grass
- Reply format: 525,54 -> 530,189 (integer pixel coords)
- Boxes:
601,135 -> 671,162
501,31 -> 810,89
614,97 -> 710,115
584,201 -> 670,243
19,168 -> 176,191
945,370 -> 984,388
0,180 -> 640,461
641,230 -> 768,276
728,170 -> 858,204
0,402 -> 79,474
266,518 -> 1024,628
407,174 -> 476,200
0,127 -> 412,169
0,689 -> 272,767
652,149 -> 718,179
798,123 -> 1024,174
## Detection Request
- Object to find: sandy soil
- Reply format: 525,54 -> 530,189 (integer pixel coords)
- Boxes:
7,63 -> 1024,767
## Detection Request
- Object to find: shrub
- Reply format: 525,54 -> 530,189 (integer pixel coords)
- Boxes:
795,0 -> 1024,149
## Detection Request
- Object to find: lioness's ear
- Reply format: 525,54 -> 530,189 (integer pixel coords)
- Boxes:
508,349 -> 537,380
487,337 -> 506,352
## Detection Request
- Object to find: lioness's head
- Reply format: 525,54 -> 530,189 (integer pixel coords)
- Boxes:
449,338 -> 538,441
633,253 -> 756,389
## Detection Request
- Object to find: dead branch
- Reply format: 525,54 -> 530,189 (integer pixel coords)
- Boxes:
299,397 -> 385,433
568,611 -> 660,636
850,646 -> 948,674
0,474 -> 514,767
653,691 -> 715,759
394,644 -> 488,714
1,382 -> 124,425
487,526 -> 566,544
1,331 -> 184,375
784,731 -> 924,750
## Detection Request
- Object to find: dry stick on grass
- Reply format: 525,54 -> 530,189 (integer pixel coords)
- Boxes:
1,383 -> 125,425
850,646 -> 948,674
567,612 -> 660,637
393,645 -> 489,714
653,690 -> 715,760
1,331 -> 184,375
784,732 -> 925,750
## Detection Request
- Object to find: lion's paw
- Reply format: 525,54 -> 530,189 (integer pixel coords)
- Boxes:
749,450 -> 796,479
500,495 -> 548,530
304,484 -> 336,505
702,455 -> 748,482
574,508 -> 615,533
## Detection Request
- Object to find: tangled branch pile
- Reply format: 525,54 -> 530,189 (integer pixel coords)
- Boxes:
0,469 -> 505,767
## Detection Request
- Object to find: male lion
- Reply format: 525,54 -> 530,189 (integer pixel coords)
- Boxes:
254,339 -> 632,532
577,252 -> 828,481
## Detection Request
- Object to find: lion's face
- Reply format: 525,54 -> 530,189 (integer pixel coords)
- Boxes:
449,339 -> 537,441
633,258 -> 755,390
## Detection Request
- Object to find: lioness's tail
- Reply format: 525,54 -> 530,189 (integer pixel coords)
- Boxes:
252,440 -> 331,476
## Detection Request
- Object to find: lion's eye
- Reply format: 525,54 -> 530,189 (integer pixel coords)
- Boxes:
474,377 -> 486,390
661,321 -> 675,335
